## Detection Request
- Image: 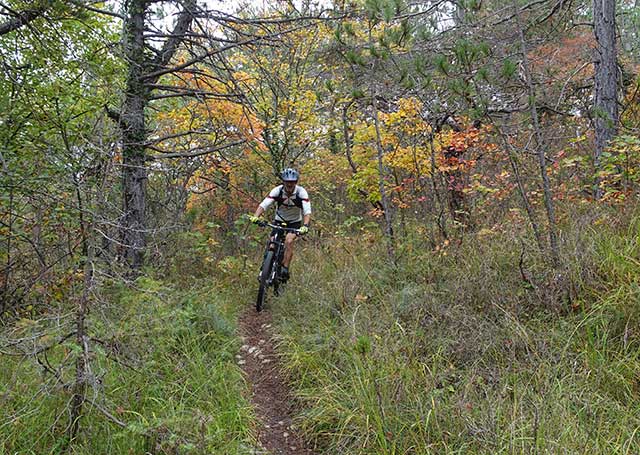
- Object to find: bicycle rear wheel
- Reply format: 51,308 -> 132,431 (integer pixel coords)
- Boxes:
256,250 -> 274,312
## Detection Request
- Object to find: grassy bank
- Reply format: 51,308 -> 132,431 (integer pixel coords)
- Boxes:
270,208 -> 640,454
0,276 -> 254,454
2,206 -> 638,454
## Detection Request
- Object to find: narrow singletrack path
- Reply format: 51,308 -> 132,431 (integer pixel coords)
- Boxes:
238,308 -> 316,455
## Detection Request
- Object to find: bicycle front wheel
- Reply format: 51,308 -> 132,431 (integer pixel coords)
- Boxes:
256,250 -> 274,312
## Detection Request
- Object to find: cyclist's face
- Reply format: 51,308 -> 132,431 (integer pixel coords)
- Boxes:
283,180 -> 297,193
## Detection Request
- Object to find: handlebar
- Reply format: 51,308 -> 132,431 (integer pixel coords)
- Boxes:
246,214 -> 305,235
258,221 -> 302,234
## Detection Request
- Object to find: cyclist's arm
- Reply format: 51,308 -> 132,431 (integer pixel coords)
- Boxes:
256,186 -> 280,217
300,187 -> 311,226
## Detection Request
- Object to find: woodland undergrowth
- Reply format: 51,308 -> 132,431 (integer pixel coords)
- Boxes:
2,203 -> 639,454
0,265 -> 254,454
267,203 -> 640,455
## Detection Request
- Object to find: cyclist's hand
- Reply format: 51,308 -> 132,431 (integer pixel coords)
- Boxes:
299,225 -> 309,235
248,215 -> 261,224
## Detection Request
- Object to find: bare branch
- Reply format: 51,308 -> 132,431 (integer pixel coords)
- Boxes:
0,2 -> 49,36
144,83 -> 244,101
146,129 -> 223,145
142,22 -> 312,81
147,0 -> 197,85
67,0 -> 125,20
195,9 -> 346,25
146,139 -> 248,160
84,398 -> 128,429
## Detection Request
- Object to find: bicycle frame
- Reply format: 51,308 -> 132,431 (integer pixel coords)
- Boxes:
256,222 -> 301,311
264,229 -> 286,285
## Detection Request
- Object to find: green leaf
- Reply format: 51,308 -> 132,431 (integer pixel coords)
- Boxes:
501,59 -> 517,79
478,42 -> 491,57
476,66 -> 490,82
345,50 -> 361,65
355,335 -> 372,355
382,0 -> 395,21
434,54 -> 450,76
344,22 -> 355,36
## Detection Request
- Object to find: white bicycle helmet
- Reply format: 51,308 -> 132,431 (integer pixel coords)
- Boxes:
280,168 -> 299,181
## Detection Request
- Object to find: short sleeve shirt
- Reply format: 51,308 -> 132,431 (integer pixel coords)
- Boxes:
259,185 -> 311,223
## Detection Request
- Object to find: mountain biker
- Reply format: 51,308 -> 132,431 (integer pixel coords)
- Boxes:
249,168 -> 311,281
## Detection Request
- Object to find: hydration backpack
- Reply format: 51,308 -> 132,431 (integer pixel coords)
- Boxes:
275,185 -> 303,209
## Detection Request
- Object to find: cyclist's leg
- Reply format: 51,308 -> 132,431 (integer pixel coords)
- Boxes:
282,232 -> 297,268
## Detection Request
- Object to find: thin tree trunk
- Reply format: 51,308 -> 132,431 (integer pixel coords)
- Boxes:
428,134 -> 448,240
593,0 -> 619,199
514,1 -> 560,267
67,178 -> 93,448
494,123 -> 545,254
68,257 -> 91,446
342,101 -> 383,209
410,141 -> 434,245
342,103 -> 359,174
443,145 -> 470,228
2,188 -> 13,314
372,95 -> 396,262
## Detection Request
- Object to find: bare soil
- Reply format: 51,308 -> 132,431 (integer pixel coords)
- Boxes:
238,307 -> 316,455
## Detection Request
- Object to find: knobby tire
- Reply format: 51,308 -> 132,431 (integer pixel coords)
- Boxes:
257,250 -> 274,312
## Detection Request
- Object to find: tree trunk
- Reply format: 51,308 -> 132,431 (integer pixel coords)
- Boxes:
68,253 -> 91,447
342,103 -> 359,174
494,122 -> 546,255
67,178 -> 93,449
372,96 -> 396,262
428,134 -> 448,241
118,0 -> 195,270
514,0 -> 560,267
120,0 -> 148,270
593,0 -> 619,199
443,145 -> 470,228
2,188 -> 13,314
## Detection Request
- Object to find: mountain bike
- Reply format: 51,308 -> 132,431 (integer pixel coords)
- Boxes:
255,221 -> 302,312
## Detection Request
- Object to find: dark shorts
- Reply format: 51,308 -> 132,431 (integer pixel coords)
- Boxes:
271,220 -> 301,237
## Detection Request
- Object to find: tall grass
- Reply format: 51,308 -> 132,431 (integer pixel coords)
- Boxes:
2,208 -> 638,454
0,276 -> 256,454
270,208 -> 640,454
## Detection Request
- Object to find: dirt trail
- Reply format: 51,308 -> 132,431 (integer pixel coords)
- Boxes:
238,308 -> 315,455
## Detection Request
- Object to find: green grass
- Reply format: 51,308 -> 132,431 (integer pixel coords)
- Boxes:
0,276 -> 256,454
268,210 -> 640,454
2,208 -> 639,454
